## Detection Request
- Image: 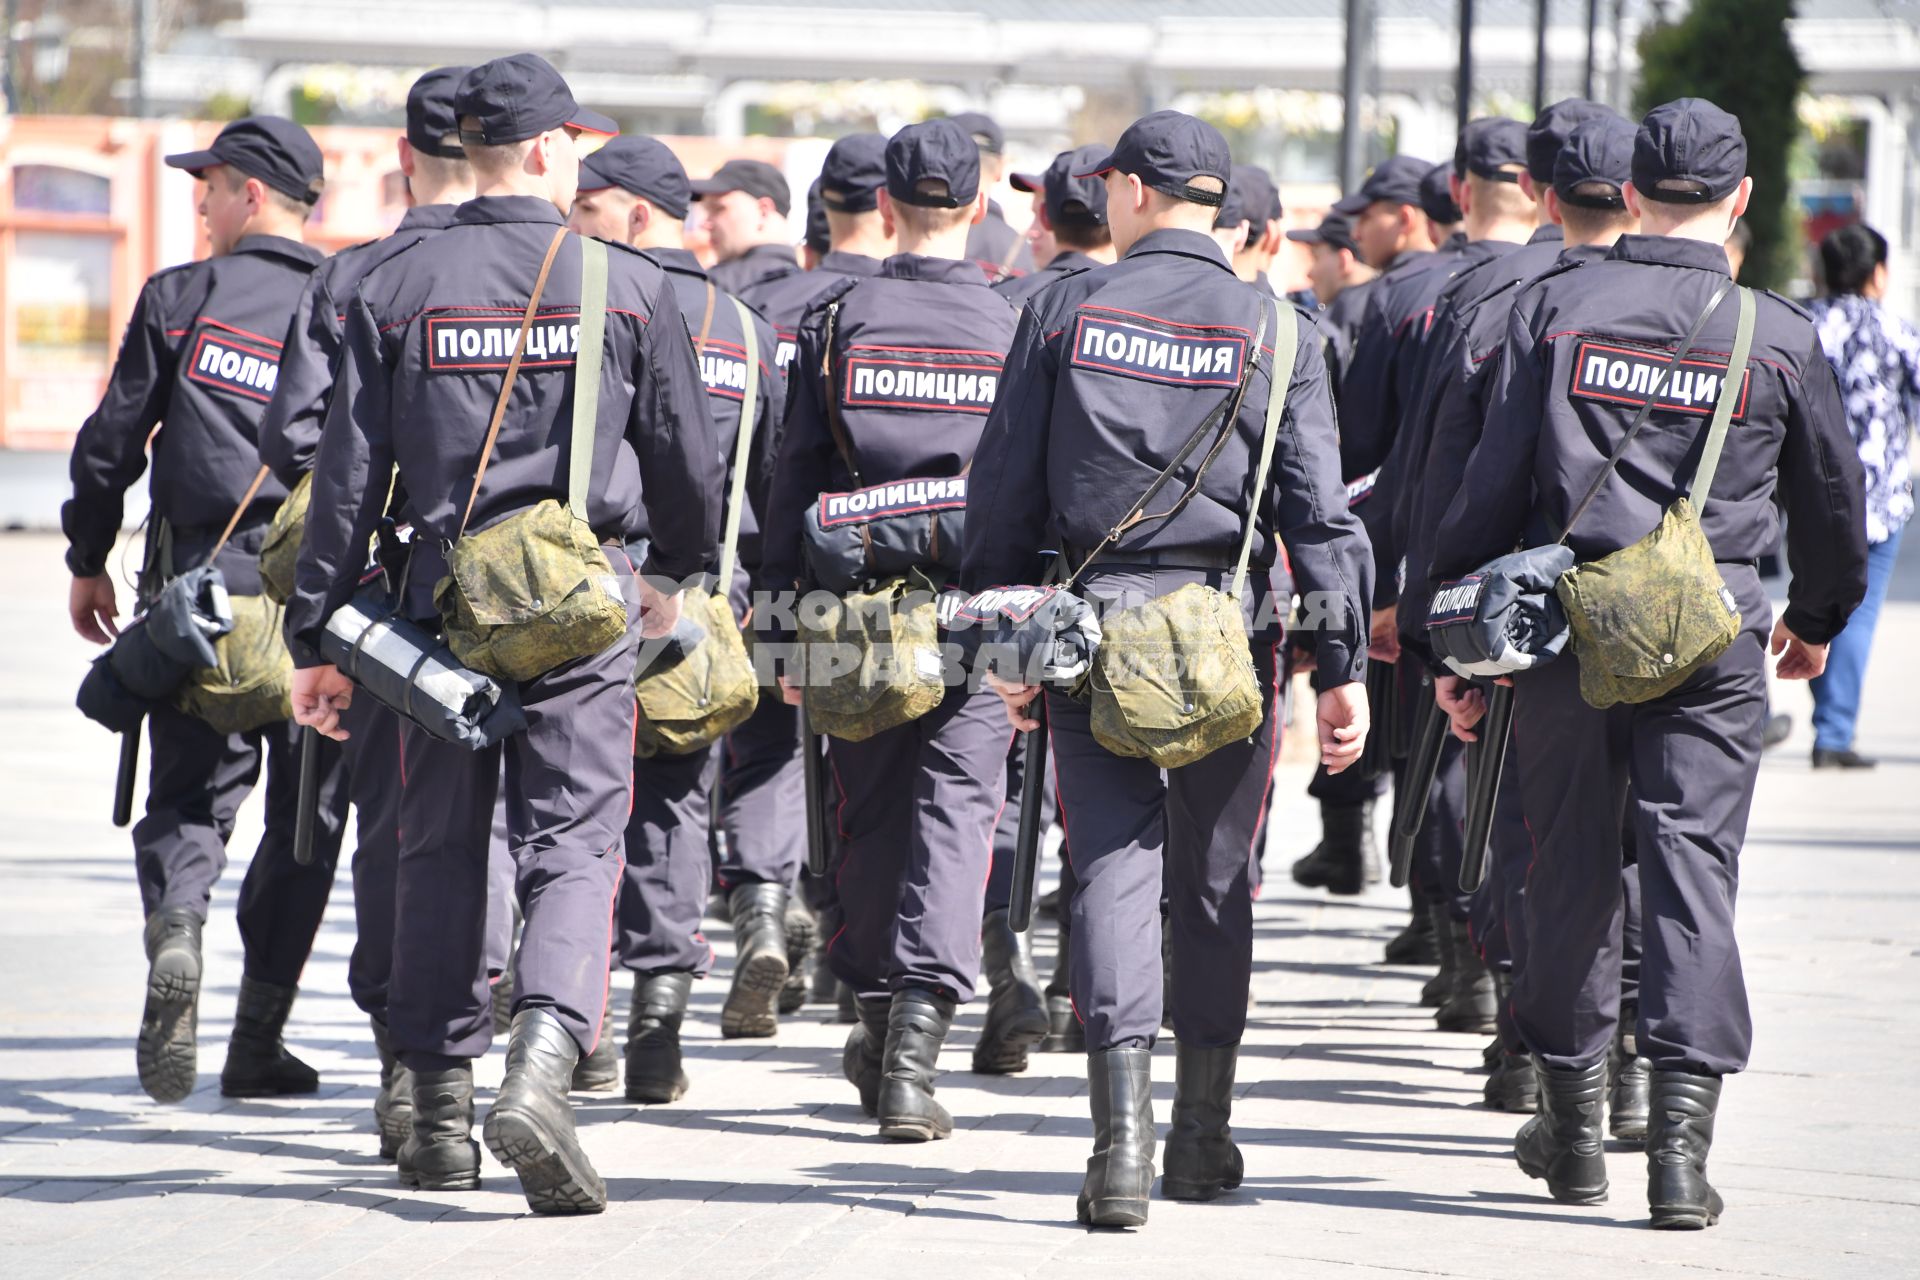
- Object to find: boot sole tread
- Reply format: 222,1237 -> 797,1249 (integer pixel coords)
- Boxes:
1078,1198 -> 1149,1227
137,953 -> 201,1104
483,1109 -> 607,1215
720,951 -> 790,1039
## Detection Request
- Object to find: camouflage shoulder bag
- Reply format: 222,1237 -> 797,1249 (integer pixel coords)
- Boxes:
435,229 -> 629,684
172,465 -> 296,733
1554,281 -> 1755,709
800,300 -> 953,741
633,293 -> 762,756
1083,298 -> 1291,770
257,470 -> 310,604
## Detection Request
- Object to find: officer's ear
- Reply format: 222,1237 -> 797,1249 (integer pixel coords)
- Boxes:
1621,180 -> 1644,222
630,197 -> 652,241
1451,171 -> 1471,219
756,195 -> 780,228
397,137 -> 418,181
968,191 -> 988,227
1729,177 -> 1754,222
877,188 -> 899,239
1543,187 -> 1564,228
1518,172 -> 1539,204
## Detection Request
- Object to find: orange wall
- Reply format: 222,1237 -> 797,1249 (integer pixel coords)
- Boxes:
0,115 -> 796,451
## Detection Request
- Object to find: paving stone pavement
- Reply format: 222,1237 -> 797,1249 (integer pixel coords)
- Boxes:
2,531 -> 1917,1279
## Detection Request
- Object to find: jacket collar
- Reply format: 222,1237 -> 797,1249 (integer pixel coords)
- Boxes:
818,250 -> 885,277
1604,234 -> 1733,277
228,234 -> 325,268
880,253 -> 990,286
640,245 -> 707,279
396,204 -> 460,233
1122,227 -> 1234,273
451,194 -> 567,228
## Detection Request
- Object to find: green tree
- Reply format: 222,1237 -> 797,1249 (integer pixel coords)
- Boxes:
1636,0 -> 1805,291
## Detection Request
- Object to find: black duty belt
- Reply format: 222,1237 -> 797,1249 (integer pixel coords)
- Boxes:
1063,546 -> 1239,572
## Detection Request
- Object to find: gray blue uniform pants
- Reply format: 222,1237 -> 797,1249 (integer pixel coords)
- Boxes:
1510,569 -> 1767,1077
825,682 -> 1011,1003
134,704 -> 349,986
1049,568 -> 1284,1052
388,593 -> 640,1070
714,695 -> 806,891
615,745 -> 718,977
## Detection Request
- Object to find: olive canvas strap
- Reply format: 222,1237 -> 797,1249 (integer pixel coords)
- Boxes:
570,235 -> 609,522
714,296 -> 761,592
1686,286 -> 1756,510
1229,297 -> 1296,603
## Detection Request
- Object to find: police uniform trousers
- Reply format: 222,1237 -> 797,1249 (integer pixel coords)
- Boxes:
134,703 -> 350,986
342,696 -> 517,1022
714,694 -> 806,892
388,584 -> 640,1070
1408,734 -> 1469,920
984,732 -> 1058,916
1049,567 -> 1284,1052
614,744 -> 719,977
1510,568 -> 1767,1077
825,681 -> 1011,1003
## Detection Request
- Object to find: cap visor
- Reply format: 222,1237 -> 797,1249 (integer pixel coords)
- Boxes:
1008,172 -> 1045,193
1331,192 -> 1371,216
1071,153 -> 1117,179
163,148 -> 221,175
688,177 -> 737,198
1284,228 -> 1325,243
565,109 -> 619,137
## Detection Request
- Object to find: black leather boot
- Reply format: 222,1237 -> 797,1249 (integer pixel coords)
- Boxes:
138,907 -> 202,1103
972,909 -> 1049,1075
1418,903 -> 1453,1007
1609,1002 -> 1652,1145
625,972 -> 692,1104
371,1018 -> 415,1161
1435,918 -> 1497,1033
842,995 -> 890,1116
835,982 -> 858,1023
722,883 -> 789,1039
779,900 -> 816,1015
811,902 -> 842,1002
397,1064 -> 480,1191
570,976 -> 620,1092
1647,1071 -> 1724,1229
220,976 -> 320,1097
1161,1043 -> 1243,1201
877,988 -> 955,1141
1485,1051 -> 1540,1112
483,1009 -> 606,1215
1383,896 -> 1439,965
1078,1048 -> 1154,1228
1290,801 -> 1373,895
1515,1057 -> 1610,1204
1042,915 -> 1084,1053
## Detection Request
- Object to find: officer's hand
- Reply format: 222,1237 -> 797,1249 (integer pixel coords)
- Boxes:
985,673 -> 1042,733
69,574 -> 120,645
638,580 -> 682,640
1317,682 -> 1369,774
776,676 -> 804,707
291,665 -> 355,742
1770,618 -> 1829,681
1368,606 -> 1401,664
1434,673 -> 1486,742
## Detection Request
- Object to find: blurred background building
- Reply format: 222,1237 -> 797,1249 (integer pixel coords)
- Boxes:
1,0 -> 1915,462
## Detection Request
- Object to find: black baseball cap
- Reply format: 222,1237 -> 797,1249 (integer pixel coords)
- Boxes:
453,53 -> 617,146
165,115 -> 326,205
886,119 -> 980,208
1215,164 -> 1280,232
1457,117 -> 1529,182
1331,191 -> 1371,217
819,133 -> 887,213
1077,110 -> 1232,209
578,135 -> 691,219
1011,143 -> 1109,228
1634,97 -> 1748,204
1357,154 -> 1429,208
1420,162 -> 1462,224
803,179 -> 830,255
947,111 -> 1004,155
691,159 -> 792,216
1554,114 -> 1636,209
1527,98 -> 1616,184
1286,209 -> 1360,256
405,67 -> 471,160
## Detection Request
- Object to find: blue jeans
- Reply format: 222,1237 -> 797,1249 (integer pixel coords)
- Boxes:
1809,526 -> 1904,752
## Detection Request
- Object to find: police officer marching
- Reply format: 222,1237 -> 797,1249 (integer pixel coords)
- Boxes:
996,144 -> 1116,306
1428,98 -> 1868,1229
566,133 -> 790,1094
963,110 -> 1373,1228
287,53 -> 720,1214
64,114 -> 351,1106
762,118 -> 1020,1142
